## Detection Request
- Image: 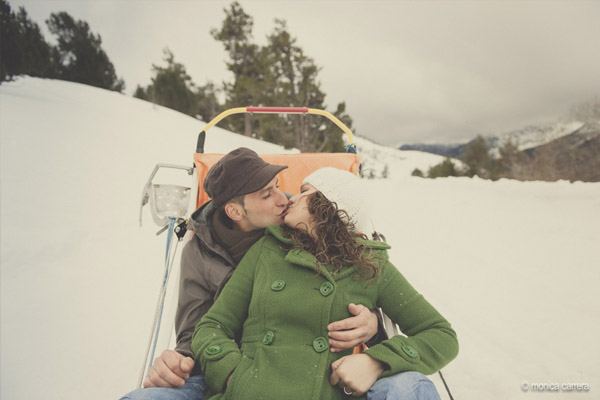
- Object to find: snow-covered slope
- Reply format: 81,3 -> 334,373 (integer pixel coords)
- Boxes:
354,135 -> 460,179
400,120 -> 587,159
2,77 -> 600,400
0,77 -> 292,400
490,120 -> 586,155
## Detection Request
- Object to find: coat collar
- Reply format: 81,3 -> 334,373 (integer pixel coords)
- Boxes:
265,225 -> 390,283
189,201 -> 235,265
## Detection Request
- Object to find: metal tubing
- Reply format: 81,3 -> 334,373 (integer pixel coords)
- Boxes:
199,106 -> 354,145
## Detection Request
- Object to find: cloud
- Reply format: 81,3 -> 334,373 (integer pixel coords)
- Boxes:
13,0 -> 600,144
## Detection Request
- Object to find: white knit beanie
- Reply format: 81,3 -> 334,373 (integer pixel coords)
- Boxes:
303,167 -> 372,235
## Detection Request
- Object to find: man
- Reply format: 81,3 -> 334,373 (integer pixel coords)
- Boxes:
120,148 -> 380,400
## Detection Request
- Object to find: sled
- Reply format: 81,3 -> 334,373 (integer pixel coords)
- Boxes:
192,107 -> 360,207
136,106 -> 455,400
137,106 -> 360,386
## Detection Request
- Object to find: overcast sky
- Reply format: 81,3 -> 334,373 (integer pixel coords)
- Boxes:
12,0 -> 600,145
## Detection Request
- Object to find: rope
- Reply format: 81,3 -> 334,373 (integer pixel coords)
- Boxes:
438,370 -> 455,400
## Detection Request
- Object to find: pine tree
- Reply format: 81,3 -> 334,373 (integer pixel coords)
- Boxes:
427,158 -> 458,178
460,135 -> 505,180
211,2 -> 351,151
135,49 -> 220,121
135,49 -> 197,115
382,164 -> 389,178
262,19 -> 345,151
211,1 -> 267,135
196,82 -> 220,122
461,135 -> 490,177
411,168 -> 424,178
324,101 -> 352,152
133,85 -> 148,101
497,139 -> 521,177
1,0 -> 54,81
46,12 -> 124,91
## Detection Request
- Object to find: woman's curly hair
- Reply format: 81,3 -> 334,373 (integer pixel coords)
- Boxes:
283,191 -> 379,280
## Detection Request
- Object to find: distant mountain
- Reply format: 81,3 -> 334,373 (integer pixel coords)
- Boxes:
399,120 -> 586,159
398,142 -> 465,158
398,119 -> 598,182
352,135 -> 462,179
488,121 -> 585,157
512,122 -> 600,182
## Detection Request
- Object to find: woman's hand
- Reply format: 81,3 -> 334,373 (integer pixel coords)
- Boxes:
328,303 -> 379,352
329,353 -> 385,396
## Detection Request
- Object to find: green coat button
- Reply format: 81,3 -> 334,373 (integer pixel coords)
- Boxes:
263,330 -> 275,345
319,282 -> 334,296
206,345 -> 222,356
401,343 -> 419,359
271,280 -> 286,291
312,337 -> 329,353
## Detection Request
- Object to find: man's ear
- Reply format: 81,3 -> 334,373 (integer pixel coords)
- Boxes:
223,202 -> 244,222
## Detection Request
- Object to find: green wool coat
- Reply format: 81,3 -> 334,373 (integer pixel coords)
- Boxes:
192,225 -> 458,400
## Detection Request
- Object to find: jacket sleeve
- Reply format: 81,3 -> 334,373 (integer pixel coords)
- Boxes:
191,238 -> 264,393
174,238 -> 221,358
364,257 -> 459,377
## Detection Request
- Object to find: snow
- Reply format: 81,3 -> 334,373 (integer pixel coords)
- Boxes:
489,120 -> 586,156
2,77 -> 600,400
353,135 -> 460,179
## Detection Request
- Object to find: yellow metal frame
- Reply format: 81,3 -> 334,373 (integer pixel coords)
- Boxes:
200,107 -> 355,145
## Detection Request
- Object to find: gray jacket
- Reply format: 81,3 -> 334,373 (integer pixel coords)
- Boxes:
175,201 -> 237,358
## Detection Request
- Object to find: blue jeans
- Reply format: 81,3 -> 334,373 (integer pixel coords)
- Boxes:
119,374 -> 206,400
118,371 -> 439,400
368,371 -> 441,400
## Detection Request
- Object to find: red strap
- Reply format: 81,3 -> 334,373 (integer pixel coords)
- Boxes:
246,106 -> 309,114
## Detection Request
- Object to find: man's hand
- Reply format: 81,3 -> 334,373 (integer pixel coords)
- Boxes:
329,354 -> 384,396
327,303 -> 378,352
142,349 -> 195,388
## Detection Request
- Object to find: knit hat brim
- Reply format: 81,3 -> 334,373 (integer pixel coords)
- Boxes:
303,167 -> 372,234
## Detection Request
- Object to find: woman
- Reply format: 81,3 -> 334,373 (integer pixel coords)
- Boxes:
192,167 -> 458,400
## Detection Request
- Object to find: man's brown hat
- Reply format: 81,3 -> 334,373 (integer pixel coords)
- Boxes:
204,147 -> 287,206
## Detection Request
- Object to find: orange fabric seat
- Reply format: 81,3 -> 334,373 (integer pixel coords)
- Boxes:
194,152 -> 360,207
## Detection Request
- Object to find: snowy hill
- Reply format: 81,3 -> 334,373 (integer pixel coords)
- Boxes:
489,120 -> 586,155
353,135 -> 457,179
2,77 -> 600,400
399,120 -> 586,159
